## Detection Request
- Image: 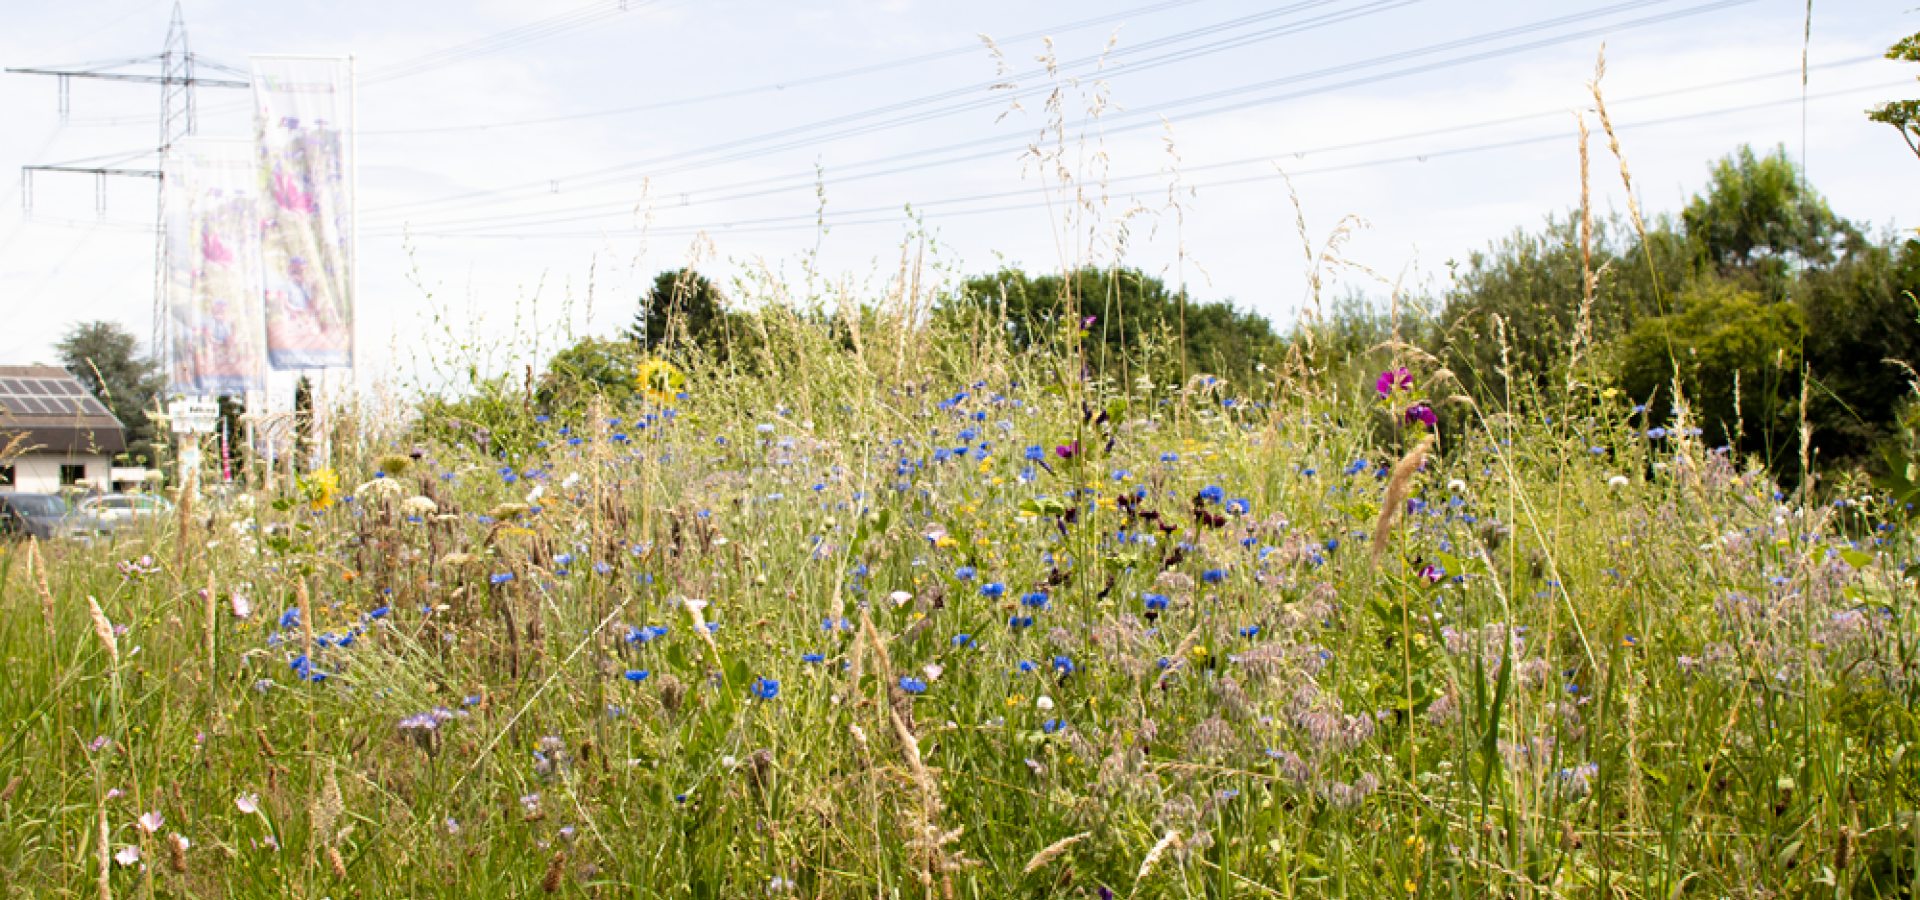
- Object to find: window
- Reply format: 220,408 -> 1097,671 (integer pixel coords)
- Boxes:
60,464 -> 86,486
0,465 -> 12,487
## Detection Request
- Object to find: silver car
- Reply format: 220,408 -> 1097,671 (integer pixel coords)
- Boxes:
78,493 -> 176,529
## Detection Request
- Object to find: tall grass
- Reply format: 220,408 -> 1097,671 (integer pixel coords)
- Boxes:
3,45 -> 1917,900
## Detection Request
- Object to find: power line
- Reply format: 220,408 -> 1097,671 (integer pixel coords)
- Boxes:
359,0 -> 1237,136
375,81 -> 1898,241
370,0 -> 1752,230
368,56 -> 1879,238
365,0 -> 1431,218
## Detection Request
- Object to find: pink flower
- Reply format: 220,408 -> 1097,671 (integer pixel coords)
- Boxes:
136,811 -> 164,834
1375,367 -> 1412,397
1054,441 -> 1080,460
235,793 -> 260,815
1404,404 -> 1437,428
114,846 -> 141,867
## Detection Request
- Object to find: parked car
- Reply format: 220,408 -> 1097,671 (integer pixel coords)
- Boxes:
0,493 -> 96,541
78,493 -> 176,526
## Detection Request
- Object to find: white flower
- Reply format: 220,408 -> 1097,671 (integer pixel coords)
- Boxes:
235,793 -> 260,815
922,663 -> 944,682
400,496 -> 438,517
1035,696 -> 1055,711
889,590 -> 913,608
1446,479 -> 1467,493
561,473 -> 582,491
525,484 -> 545,504
114,846 -> 141,867
357,478 -> 404,501
230,595 -> 253,619
136,811 -> 164,834
1608,475 -> 1630,488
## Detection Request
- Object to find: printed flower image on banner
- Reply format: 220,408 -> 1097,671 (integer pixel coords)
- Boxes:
165,138 -> 267,395
252,56 -> 354,370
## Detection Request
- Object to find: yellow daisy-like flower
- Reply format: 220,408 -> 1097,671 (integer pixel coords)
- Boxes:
299,468 -> 339,512
634,358 -> 685,407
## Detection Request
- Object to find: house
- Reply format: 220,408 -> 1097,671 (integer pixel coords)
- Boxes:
0,365 -> 126,494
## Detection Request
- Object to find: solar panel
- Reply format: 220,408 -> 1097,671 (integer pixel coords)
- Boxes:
22,380 -> 48,396
46,397 -> 75,415
0,379 -> 22,394
81,398 -> 111,416
0,397 -> 26,415
56,380 -> 86,396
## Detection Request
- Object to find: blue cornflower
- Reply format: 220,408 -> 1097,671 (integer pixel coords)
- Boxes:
279,608 -> 301,629
952,634 -> 974,647
490,573 -> 514,585
1142,593 -> 1170,612
801,653 -> 826,663
1160,452 -> 1179,462
980,582 -> 1006,598
955,566 -> 977,581
1021,591 -> 1049,609
368,606 -> 390,620
898,676 -> 928,694
1017,660 -> 1037,673
749,678 -> 779,700
1024,445 -> 1045,462
1008,615 -> 1035,629
623,669 -> 650,682
1042,719 -> 1065,734
1197,485 -> 1225,504
1051,655 -> 1076,675
1202,569 -> 1226,584
1239,625 -> 1260,638
1225,498 -> 1250,515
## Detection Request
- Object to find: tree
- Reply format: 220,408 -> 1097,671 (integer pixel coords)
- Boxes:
55,320 -> 165,466
1616,277 -> 1806,470
629,268 -> 732,358
1866,31 -> 1920,161
1437,214 -> 1687,404
940,266 -> 1282,390
1680,144 -> 1856,291
1798,235 -> 1920,465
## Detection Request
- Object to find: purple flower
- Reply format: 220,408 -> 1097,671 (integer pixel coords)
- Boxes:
1404,404 -> 1437,427
1376,366 -> 1413,397
1054,441 -> 1080,460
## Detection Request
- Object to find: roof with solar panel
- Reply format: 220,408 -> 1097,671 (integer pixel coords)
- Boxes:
0,366 -> 127,455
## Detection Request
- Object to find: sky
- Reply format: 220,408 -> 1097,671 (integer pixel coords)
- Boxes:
0,0 -> 1914,400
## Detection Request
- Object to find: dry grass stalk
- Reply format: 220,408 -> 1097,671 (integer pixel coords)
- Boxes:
1022,831 -> 1090,874
1587,46 -> 1647,239
167,832 -> 189,874
1371,436 -> 1437,559
95,807 -> 112,900
85,596 -> 118,666
1137,829 -> 1181,883
541,850 -> 566,893
28,538 -> 54,636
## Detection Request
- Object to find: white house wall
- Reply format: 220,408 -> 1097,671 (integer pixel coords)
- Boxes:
2,454 -> 112,493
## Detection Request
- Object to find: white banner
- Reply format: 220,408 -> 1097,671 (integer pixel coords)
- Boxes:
165,137 -> 267,395
251,56 -> 354,370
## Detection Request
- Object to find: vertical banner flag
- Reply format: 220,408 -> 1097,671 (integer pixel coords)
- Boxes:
252,56 -> 353,369
165,137 -> 266,395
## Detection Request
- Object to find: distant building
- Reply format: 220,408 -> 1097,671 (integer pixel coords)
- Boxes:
0,365 -> 126,494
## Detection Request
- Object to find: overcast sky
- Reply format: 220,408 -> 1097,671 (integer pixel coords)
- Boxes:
0,0 -> 1914,396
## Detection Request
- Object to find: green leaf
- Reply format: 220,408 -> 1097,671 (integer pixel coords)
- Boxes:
664,643 -> 691,673
1839,549 -> 1875,570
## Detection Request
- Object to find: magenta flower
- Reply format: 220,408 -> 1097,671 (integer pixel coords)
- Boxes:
1054,441 -> 1080,460
1375,367 -> 1413,397
1404,404 -> 1437,427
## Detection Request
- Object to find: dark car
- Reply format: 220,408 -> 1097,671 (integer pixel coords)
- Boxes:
0,493 -> 87,541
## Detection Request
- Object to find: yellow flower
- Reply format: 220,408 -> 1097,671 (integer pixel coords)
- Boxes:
300,468 -> 339,512
634,358 -> 685,406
